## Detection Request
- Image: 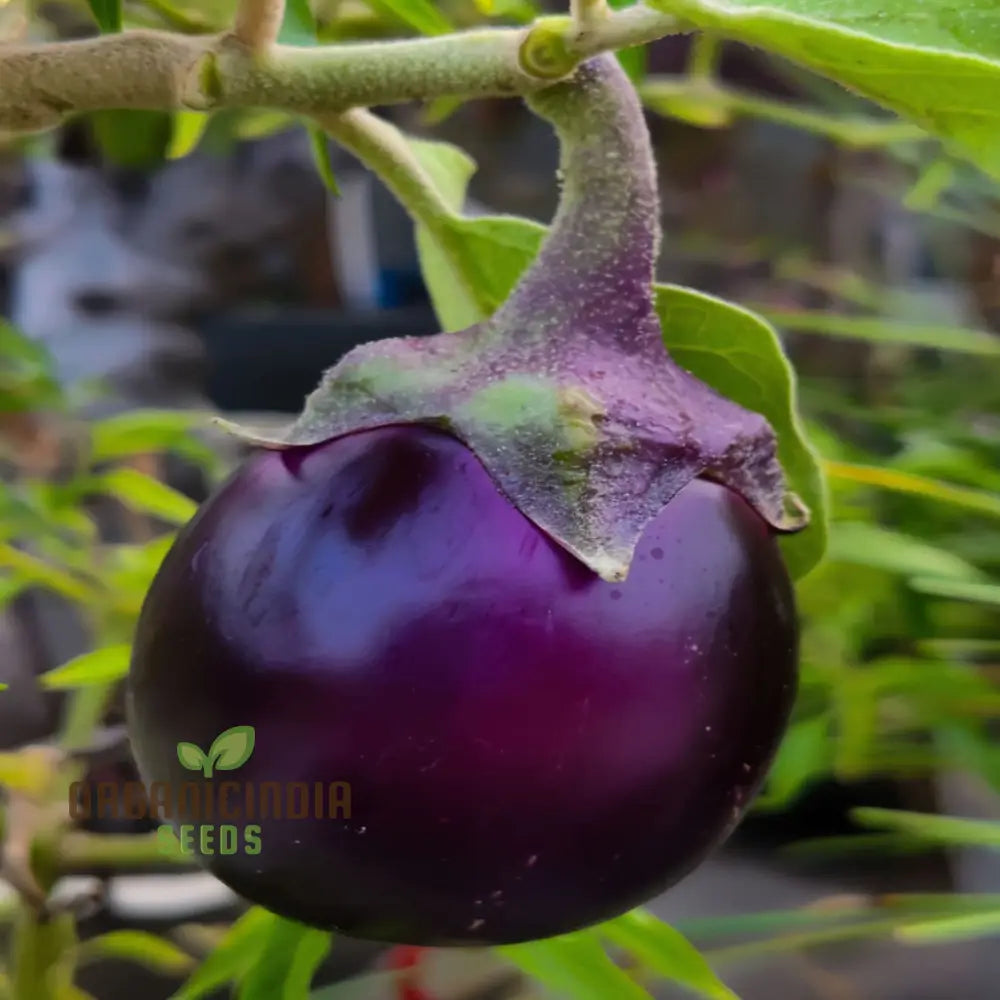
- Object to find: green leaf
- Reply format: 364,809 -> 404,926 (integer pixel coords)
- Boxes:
828,522 -> 986,581
499,933 -> 651,999
757,308 -> 1000,355
76,931 -> 195,975
40,645 -> 131,690
755,715 -> 834,810
365,0 -> 453,36
168,112 -> 211,160
279,0 -> 319,45
654,286 -> 827,578
825,462 -> 1000,520
307,126 -> 341,195
85,0 -> 122,32
90,110 -> 172,169
647,0 -> 1000,179
0,321 -> 61,414
897,908 -> 1000,944
601,910 -> 737,1000
908,576 -> 1000,606
852,807 -> 1000,849
93,467 -> 198,525
174,908 -> 276,1000
238,918 -> 332,1000
208,725 -> 256,771
0,683 -> 7,691
89,409 -> 213,465
177,742 -> 207,772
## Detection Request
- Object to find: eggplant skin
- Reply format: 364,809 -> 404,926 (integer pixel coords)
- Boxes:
128,424 -> 798,946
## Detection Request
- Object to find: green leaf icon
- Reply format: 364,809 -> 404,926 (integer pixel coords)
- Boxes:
177,742 -> 207,772
208,725 -> 256,774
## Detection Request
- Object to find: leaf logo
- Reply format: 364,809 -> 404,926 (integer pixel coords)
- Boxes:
176,725 -> 255,778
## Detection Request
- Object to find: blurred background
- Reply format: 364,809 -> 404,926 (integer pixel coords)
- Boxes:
4,1 -> 1000,998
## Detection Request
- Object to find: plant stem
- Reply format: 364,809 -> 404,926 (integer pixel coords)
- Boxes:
233,0 -> 286,51
0,7 -> 680,132
56,831 -> 189,869
317,108 -> 491,316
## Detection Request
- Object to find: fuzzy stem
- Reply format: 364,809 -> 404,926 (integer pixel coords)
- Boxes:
317,108 -> 493,318
0,9 -> 680,132
233,0 -> 286,51
492,54 -> 662,353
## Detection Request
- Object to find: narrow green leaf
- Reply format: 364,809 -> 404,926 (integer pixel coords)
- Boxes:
238,917 -> 332,1000
93,467 -> 198,525
76,931 -> 194,975
85,0 -> 122,32
174,908 -> 277,1000
89,410 -> 211,464
825,462 -> 1000,520
646,0 -> 1000,179
168,112 -> 211,160
498,933 -> 651,999
755,715 -> 833,811
897,908 -> 1000,944
758,307 -> 1000,355
909,576 -> 1000,606
828,522 -> 986,581
366,0 -> 453,36
852,807 -> 1000,848
40,645 -> 131,690
601,910 -> 737,1000
307,126 -> 341,195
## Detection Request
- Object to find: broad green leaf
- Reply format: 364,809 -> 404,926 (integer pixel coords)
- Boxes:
655,286 -> 826,578
852,807 -> 1000,849
498,933 -> 651,999
93,467 -> 197,525
909,576 -> 1000,606
238,918 -> 331,1000
279,0 -> 318,45
648,0 -> 1000,178
307,126 -> 341,195
85,0 -> 122,32
601,910 -> 737,1000
366,0 -> 453,36
758,307 -> 1000,355
40,645 -> 131,690
177,742 -> 207,772
168,112 -> 211,160
828,522 -> 985,581
174,908 -> 276,1000
825,462 -> 1000,520
76,931 -> 194,975
89,409 -> 213,465
209,725 -> 256,771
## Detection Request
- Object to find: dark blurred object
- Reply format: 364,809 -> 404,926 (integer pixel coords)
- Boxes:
200,305 -> 439,413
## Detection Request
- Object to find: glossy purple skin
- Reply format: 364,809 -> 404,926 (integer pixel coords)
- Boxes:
127,425 -> 797,945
